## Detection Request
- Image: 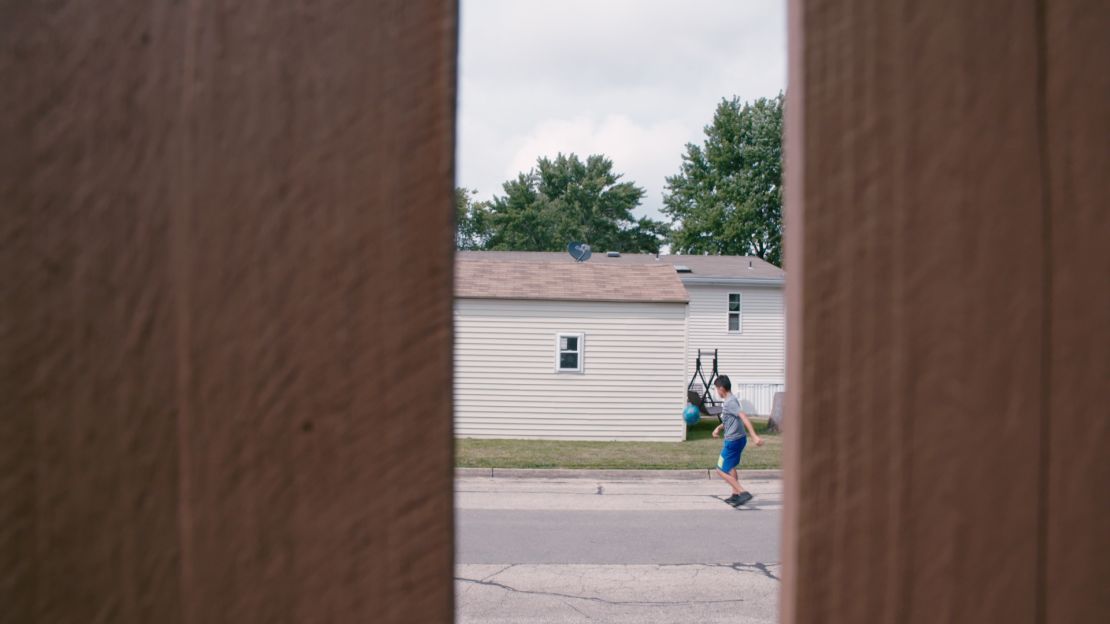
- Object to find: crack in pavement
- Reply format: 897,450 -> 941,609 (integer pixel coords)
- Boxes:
455,575 -> 748,607
653,562 -> 781,582
729,562 -> 780,582
481,564 -> 517,582
559,597 -> 594,620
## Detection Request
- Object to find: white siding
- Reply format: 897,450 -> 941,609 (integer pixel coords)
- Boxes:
685,284 -> 785,393
732,383 -> 786,416
455,299 -> 688,441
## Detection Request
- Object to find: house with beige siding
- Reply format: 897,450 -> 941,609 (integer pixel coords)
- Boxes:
455,251 -> 785,441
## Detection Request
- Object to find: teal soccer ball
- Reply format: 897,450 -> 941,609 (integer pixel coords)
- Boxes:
682,403 -> 701,425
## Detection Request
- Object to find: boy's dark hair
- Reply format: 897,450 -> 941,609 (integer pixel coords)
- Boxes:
713,375 -> 731,391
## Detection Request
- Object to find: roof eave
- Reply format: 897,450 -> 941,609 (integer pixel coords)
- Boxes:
679,276 -> 785,287
454,295 -> 689,304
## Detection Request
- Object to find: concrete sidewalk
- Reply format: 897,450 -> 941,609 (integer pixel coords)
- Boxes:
456,467 -> 783,480
456,474 -> 784,514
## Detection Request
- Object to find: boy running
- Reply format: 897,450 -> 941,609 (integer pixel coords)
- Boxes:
711,375 -> 764,507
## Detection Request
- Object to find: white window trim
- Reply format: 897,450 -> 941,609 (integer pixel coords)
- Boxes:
554,332 -> 585,373
727,292 -> 743,334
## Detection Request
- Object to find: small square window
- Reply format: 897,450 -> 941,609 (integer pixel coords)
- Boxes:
556,333 -> 584,372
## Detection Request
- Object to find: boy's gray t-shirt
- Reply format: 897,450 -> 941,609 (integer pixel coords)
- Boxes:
721,395 -> 745,440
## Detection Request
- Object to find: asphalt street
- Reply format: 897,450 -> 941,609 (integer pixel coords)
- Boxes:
456,474 -> 783,623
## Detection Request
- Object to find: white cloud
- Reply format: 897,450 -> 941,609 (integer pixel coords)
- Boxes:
457,0 -> 787,220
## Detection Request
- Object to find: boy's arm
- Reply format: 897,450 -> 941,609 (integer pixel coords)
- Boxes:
712,422 -> 724,438
738,412 -> 764,446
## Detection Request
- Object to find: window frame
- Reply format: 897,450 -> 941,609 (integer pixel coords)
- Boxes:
727,292 -> 743,334
554,332 -> 585,373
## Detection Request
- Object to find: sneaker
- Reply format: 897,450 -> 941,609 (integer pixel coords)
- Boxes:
733,491 -> 754,507
723,494 -> 742,505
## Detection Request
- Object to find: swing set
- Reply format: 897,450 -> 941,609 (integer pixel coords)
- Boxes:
686,348 -> 723,420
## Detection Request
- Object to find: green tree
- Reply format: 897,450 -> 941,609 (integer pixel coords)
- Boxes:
663,94 -> 784,266
484,153 -> 668,254
455,187 -> 492,250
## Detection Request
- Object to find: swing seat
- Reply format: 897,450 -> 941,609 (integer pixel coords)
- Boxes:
686,389 -> 702,404
687,389 -> 721,416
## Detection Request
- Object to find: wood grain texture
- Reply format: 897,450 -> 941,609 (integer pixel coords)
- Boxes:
784,0 -> 1055,622
2,3 -> 189,622
2,1 -> 457,622
785,0 -> 1109,622
1043,1 -> 1110,622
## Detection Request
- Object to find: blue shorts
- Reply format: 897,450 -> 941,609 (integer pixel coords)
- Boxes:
716,437 -> 747,473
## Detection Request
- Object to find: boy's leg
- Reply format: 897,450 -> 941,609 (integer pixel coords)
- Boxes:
729,468 -> 746,493
715,468 -> 743,495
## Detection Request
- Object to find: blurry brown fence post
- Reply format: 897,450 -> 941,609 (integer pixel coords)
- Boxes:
782,0 -> 1109,622
2,1 -> 457,622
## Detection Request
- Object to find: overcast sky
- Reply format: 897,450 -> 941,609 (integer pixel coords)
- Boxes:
457,0 -> 786,221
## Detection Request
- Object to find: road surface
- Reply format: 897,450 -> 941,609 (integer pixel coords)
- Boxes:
456,474 -> 783,623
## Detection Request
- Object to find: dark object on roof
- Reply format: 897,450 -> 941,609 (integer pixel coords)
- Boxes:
567,241 -> 592,262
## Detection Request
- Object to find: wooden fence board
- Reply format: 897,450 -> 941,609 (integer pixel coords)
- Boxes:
1044,1 -> 1110,622
1,1 -> 457,622
2,3 -> 189,621
784,1 -> 1054,622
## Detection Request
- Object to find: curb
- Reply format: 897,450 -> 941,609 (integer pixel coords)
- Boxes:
455,467 -> 782,480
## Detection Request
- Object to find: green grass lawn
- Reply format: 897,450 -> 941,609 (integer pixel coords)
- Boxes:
456,418 -> 781,470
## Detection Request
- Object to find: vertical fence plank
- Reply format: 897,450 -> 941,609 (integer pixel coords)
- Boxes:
2,3 -> 189,622
2,1 -> 457,622
784,1 -> 1050,622
1044,1 -> 1110,622
174,2 -> 457,622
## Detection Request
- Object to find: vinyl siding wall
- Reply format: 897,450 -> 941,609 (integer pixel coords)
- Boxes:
685,284 -> 786,395
730,383 -> 786,417
454,299 -> 688,441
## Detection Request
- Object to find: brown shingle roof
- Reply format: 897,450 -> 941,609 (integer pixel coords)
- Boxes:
456,250 -> 785,280
455,259 -> 688,303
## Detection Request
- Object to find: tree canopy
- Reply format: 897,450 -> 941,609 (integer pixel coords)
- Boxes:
455,187 -> 492,251
663,94 -> 784,266
469,153 -> 668,254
